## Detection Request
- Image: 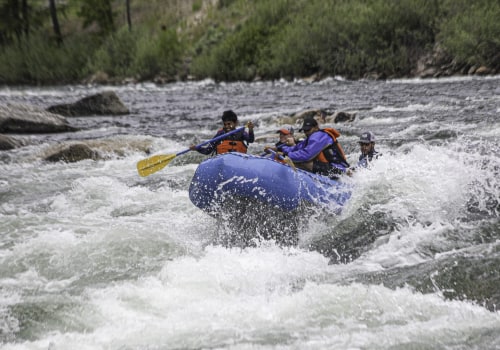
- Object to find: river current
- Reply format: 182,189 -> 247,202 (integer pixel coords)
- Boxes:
0,76 -> 499,349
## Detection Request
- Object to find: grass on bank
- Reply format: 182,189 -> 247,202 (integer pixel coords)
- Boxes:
0,0 -> 498,85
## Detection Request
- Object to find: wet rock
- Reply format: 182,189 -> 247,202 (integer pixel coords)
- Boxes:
474,66 -> 491,75
0,134 -> 22,150
275,109 -> 356,129
46,91 -> 129,117
85,71 -> 110,85
302,74 -> 321,83
44,143 -> 99,163
414,43 -> 454,78
41,136 -> 152,163
0,103 -> 77,133
418,67 -> 438,78
296,109 -> 328,123
333,111 -> 356,123
309,209 -> 395,264
360,255 -> 500,312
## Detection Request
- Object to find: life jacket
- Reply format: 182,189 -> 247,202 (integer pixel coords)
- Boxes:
314,128 -> 349,166
215,129 -> 248,154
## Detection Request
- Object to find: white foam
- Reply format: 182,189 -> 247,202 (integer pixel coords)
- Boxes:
3,249 -> 499,350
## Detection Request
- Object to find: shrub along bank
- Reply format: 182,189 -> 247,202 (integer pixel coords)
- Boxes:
0,0 -> 498,85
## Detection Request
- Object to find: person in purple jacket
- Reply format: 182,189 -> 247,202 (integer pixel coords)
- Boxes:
279,116 -> 349,178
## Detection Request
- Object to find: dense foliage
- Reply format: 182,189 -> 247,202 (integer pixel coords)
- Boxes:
0,0 -> 498,84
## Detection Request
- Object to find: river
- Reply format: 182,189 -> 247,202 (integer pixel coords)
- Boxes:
0,76 -> 499,349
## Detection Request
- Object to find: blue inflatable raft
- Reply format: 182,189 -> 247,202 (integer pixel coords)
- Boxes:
189,153 -> 352,216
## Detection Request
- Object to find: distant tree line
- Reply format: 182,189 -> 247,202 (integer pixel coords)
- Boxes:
0,0 -> 498,85
0,0 -> 121,44
191,0 -> 500,81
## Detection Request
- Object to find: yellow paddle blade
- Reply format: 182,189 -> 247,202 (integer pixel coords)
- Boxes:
137,154 -> 176,177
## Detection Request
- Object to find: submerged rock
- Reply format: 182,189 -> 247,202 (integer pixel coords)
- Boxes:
309,209 -> 394,264
358,254 -> 500,312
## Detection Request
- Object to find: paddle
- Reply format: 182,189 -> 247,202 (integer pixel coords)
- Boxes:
137,126 -> 246,177
265,149 -> 296,171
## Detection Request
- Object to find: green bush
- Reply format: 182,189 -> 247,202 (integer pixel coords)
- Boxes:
262,0 -> 438,79
192,0 -> 202,12
0,34 -> 97,84
1,0 -> 499,84
439,1 -> 500,68
191,21 -> 265,81
86,28 -> 138,78
192,0 -> 442,80
86,27 -> 183,81
133,28 -> 183,80
0,45 -> 27,84
218,0 -> 239,9
191,0 -> 302,80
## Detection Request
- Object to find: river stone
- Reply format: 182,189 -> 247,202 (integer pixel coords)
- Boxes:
275,109 -> 356,128
333,111 -> 356,123
0,103 -> 77,133
44,143 -> 99,163
309,209 -> 394,264
0,134 -> 21,150
46,91 -> 129,116
359,255 -> 500,312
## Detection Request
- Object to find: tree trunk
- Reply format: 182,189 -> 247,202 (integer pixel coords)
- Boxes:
126,0 -> 132,31
104,0 -> 114,34
10,0 -> 21,40
48,0 -> 63,44
21,0 -> 29,36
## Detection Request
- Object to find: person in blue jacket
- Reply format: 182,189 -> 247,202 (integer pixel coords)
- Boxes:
279,116 -> 349,178
190,110 -> 254,155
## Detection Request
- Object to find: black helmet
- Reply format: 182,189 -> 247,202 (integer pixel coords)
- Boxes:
221,110 -> 238,122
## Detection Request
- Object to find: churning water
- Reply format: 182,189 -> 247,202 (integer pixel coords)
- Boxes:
0,76 -> 499,349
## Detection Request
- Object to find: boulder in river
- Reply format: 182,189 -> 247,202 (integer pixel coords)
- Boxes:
276,109 -> 356,127
44,143 -> 100,163
0,134 -> 22,150
46,91 -> 129,116
0,103 -> 78,134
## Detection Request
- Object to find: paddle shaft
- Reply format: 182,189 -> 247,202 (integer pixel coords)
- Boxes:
137,126 -> 247,177
186,125 -> 246,155
264,149 -> 285,161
